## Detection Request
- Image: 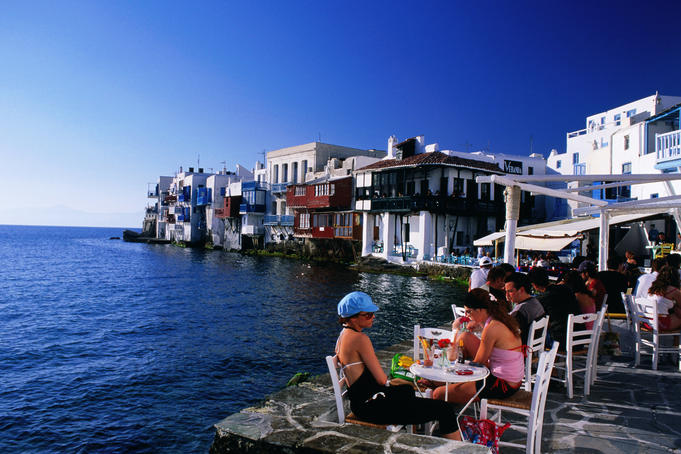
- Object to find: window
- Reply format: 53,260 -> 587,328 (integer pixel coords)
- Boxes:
528,167 -> 534,175
626,109 -> 637,118
301,160 -> 308,180
295,186 -> 306,196
600,116 -> 605,129
403,223 -> 410,243
453,178 -> 464,195
480,183 -> 491,201
466,179 -> 477,199
420,179 -> 429,195
406,181 -> 415,195
624,135 -> 630,150
622,162 -> 632,174
314,183 -> 335,196
292,162 -> 298,184
299,212 -> 310,229
334,213 -> 353,238
556,160 -> 562,169
282,163 -> 288,183
601,137 -> 608,148
651,193 -> 659,198
614,113 -> 621,126
220,187 -> 226,196
573,153 -> 579,164
273,164 -> 279,184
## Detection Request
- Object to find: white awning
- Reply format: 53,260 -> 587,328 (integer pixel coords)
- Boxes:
473,211 -> 668,251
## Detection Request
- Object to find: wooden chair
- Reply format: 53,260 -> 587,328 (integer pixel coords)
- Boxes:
631,297 -> 681,371
550,309 -> 602,398
325,355 -> 403,431
413,325 -> 453,364
480,341 -> 559,454
524,315 -> 549,391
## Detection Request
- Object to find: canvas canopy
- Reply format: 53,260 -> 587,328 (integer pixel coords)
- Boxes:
474,211 -> 667,251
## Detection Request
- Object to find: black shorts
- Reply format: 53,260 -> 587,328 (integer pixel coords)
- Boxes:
475,373 -> 521,399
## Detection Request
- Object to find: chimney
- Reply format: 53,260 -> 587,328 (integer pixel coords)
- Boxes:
387,135 -> 397,159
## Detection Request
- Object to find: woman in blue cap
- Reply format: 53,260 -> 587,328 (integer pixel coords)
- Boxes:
335,291 -> 459,439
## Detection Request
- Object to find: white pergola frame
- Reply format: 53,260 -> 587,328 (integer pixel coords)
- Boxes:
476,174 -> 681,270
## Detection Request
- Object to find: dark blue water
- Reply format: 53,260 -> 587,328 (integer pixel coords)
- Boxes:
0,225 -> 466,453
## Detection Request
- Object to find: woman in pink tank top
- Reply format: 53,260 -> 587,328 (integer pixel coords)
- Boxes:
433,288 -> 524,403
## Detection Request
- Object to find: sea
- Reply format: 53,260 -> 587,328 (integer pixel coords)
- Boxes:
0,225 -> 467,453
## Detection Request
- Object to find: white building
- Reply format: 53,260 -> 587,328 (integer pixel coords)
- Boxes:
547,93 -> 681,216
356,135 -> 552,261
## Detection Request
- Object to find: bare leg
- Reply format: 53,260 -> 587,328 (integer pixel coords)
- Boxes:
432,381 -> 477,403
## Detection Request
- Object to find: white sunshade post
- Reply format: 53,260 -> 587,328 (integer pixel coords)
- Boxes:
598,208 -> 609,271
504,185 -> 521,265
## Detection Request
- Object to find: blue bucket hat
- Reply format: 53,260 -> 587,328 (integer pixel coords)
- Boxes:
337,291 -> 379,317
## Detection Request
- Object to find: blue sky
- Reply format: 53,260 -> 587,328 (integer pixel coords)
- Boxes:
1,1 -> 680,227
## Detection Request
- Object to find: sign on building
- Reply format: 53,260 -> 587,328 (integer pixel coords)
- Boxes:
504,160 -> 523,175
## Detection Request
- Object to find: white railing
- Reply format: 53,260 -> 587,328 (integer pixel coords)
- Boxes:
567,128 -> 587,138
656,130 -> 681,163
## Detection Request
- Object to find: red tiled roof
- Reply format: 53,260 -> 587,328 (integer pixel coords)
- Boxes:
356,151 -> 502,173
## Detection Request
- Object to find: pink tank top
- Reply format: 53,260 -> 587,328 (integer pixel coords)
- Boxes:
485,317 -> 525,383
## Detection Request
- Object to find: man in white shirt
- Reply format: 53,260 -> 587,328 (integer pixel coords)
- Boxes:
469,256 -> 493,290
635,257 -> 665,298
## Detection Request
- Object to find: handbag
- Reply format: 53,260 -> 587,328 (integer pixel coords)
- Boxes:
460,415 -> 510,454
389,353 -> 416,382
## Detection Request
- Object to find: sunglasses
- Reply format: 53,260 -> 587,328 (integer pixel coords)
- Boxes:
358,312 -> 375,318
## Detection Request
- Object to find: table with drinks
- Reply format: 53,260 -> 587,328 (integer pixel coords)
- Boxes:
410,349 -> 489,435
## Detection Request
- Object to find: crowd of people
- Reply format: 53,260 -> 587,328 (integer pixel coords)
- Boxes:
331,251 -> 681,439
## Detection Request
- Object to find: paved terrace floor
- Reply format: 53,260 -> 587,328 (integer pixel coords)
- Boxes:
211,322 -> 681,454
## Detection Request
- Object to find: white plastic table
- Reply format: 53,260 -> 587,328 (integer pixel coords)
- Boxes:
410,361 -> 489,437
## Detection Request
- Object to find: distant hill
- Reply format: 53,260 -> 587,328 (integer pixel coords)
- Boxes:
1,205 -> 143,229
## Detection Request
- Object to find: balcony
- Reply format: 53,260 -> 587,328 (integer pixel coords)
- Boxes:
178,193 -> 189,202
369,195 -> 498,216
655,130 -> 681,169
263,215 -> 295,226
271,182 -> 290,193
177,214 -> 190,222
239,203 -> 266,214
263,215 -> 280,225
242,181 -> 267,191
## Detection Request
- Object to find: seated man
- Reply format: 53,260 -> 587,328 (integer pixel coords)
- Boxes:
527,267 -> 579,347
504,272 -> 546,345
480,265 -> 511,312
469,256 -> 493,290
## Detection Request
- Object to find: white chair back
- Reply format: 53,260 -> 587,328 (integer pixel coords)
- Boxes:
413,325 -> 453,364
631,296 -> 680,370
528,341 -> 560,454
621,292 -> 634,328
587,304 -> 608,389
524,315 -> 549,391
451,304 -> 466,319
325,355 -> 348,423
552,311 -> 599,398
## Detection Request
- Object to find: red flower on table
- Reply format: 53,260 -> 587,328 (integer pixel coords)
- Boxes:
437,338 -> 451,348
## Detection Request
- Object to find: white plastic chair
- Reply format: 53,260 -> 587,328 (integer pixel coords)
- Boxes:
451,304 -> 466,319
631,297 -> 681,371
621,292 -> 634,329
588,304 -> 608,386
480,341 -> 559,454
524,315 -> 549,391
325,355 -> 403,431
550,309 -> 601,398
413,325 -> 453,364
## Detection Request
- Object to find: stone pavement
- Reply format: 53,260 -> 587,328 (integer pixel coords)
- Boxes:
210,321 -> 681,453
